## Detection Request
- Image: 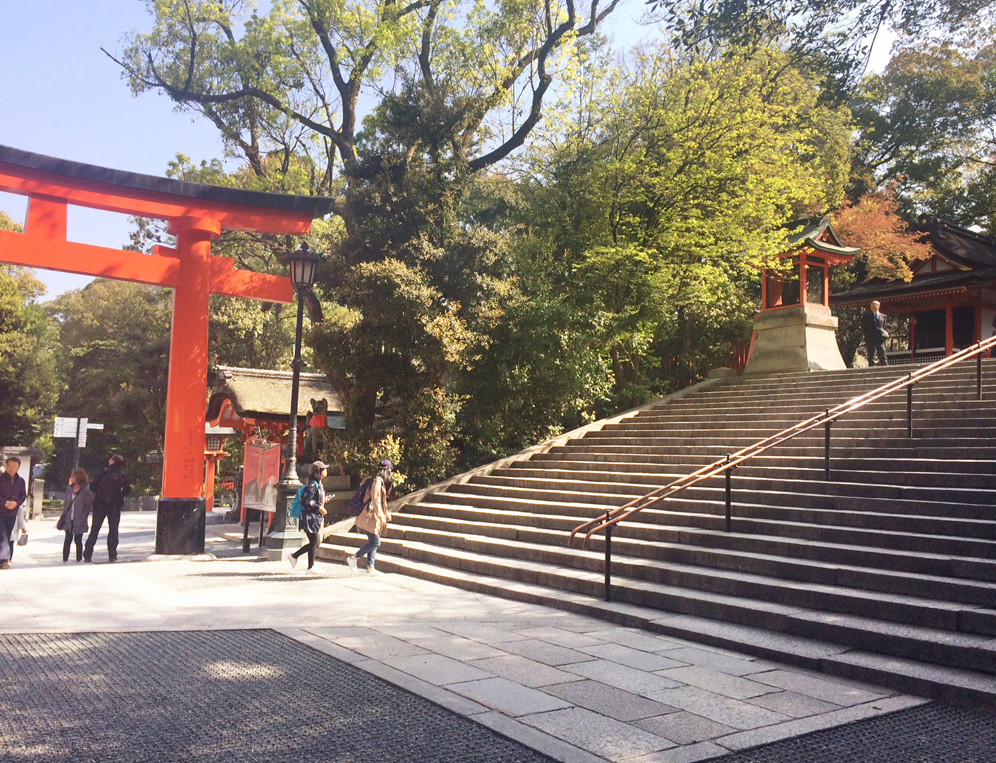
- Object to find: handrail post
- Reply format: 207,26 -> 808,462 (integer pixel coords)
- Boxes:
978,349 -> 983,401
907,377 -> 914,438
604,520 -> 612,603
725,455 -> 732,532
824,409 -> 831,481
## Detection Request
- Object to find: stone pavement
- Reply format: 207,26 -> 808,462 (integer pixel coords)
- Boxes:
0,512 -> 935,762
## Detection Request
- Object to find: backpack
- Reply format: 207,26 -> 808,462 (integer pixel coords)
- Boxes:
95,470 -> 124,507
288,485 -> 305,519
346,477 -> 373,518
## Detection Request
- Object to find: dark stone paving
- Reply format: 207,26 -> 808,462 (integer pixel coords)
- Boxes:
0,630 -> 554,763
719,702 -> 996,763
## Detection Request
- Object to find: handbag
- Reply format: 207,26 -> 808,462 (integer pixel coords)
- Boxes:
56,515 -> 66,531
16,532 -> 27,546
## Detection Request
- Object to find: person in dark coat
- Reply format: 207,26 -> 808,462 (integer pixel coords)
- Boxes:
286,461 -> 330,572
0,457 -> 27,568
83,453 -> 131,563
59,468 -> 93,562
862,300 -> 889,367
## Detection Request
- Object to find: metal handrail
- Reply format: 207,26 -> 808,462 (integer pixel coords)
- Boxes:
568,335 -> 996,601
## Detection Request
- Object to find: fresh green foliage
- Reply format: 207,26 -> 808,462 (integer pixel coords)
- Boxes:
0,212 -> 59,448
47,281 -> 172,492
110,0 -> 621,488
512,47 -> 851,404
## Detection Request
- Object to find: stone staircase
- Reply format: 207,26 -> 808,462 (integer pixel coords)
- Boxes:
319,360 -> 996,705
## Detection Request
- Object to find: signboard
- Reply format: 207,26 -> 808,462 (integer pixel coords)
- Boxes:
54,417 -> 78,438
242,441 -> 281,513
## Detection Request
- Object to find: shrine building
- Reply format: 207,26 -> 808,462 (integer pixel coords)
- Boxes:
831,215 -> 996,364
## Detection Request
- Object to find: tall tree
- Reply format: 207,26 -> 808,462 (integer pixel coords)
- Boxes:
514,47 -> 851,405
647,0 -> 996,97
849,43 -> 996,230
0,213 -> 59,448
48,281 -> 172,492
110,0 -> 622,487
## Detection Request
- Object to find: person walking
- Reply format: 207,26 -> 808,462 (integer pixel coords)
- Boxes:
83,454 -> 131,563
0,457 -> 27,569
286,460 -> 330,572
862,300 -> 889,367
347,459 -> 393,575
59,468 -> 93,563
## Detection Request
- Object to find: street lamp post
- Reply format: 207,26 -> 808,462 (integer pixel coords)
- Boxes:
265,242 -> 322,558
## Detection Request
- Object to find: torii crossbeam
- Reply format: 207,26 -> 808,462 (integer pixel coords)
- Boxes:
0,145 -> 333,553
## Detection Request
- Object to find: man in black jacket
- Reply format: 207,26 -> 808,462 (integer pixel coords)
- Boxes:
0,457 -> 27,568
83,453 -> 131,563
862,300 -> 889,367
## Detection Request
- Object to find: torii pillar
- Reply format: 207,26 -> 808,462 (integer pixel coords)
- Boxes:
0,145 -> 333,554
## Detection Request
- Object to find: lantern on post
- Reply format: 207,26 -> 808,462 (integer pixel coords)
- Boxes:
265,242 -> 322,556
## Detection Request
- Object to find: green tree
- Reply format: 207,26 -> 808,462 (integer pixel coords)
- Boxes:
0,212 -> 59,448
647,0 -> 996,97
48,281 -> 172,493
849,43 -> 996,230
108,0 -> 622,488
515,47 -> 852,405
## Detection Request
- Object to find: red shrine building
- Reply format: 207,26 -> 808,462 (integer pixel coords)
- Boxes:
831,215 -> 996,363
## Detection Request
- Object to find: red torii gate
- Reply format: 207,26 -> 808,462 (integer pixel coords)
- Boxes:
0,145 -> 333,553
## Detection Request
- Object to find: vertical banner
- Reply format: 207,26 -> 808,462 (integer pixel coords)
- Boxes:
242,441 -> 281,513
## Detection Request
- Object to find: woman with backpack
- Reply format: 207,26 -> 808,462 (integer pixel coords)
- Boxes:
58,468 -> 93,563
286,460 -> 330,571
346,459 -> 393,575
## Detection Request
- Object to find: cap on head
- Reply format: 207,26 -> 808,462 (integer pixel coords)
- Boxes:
378,459 -> 393,470
312,460 -> 329,470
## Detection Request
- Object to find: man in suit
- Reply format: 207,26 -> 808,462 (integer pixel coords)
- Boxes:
862,300 -> 889,367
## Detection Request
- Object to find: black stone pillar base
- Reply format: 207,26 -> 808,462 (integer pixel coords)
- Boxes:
156,498 -> 206,555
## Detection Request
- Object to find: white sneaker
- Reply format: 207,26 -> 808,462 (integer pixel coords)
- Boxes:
346,555 -> 357,572
367,567 -> 383,576
285,551 -> 298,570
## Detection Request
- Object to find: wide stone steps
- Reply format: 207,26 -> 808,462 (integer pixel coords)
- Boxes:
500,462 -> 996,489
319,531 -> 996,675
321,361 -> 996,704
545,443 -> 994,461
526,453 -> 996,475
399,502 -> 996,582
315,539 -> 996,705
426,490 -> 996,560
384,514 -> 996,604
445,478 -> 996,518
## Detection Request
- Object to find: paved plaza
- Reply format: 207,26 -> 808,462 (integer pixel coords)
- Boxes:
0,512 -> 992,762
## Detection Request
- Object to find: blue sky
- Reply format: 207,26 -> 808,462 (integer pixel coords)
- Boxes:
0,2 -> 229,297
0,2 -> 891,300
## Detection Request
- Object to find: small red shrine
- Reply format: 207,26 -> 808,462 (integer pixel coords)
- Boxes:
744,216 -> 859,375
0,145 -> 333,553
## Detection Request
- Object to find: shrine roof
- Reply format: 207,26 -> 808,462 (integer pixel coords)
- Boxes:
786,215 -> 860,258
916,214 -> 996,269
0,145 -> 336,217
830,215 -> 996,305
206,365 -> 343,422
830,266 -> 996,306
